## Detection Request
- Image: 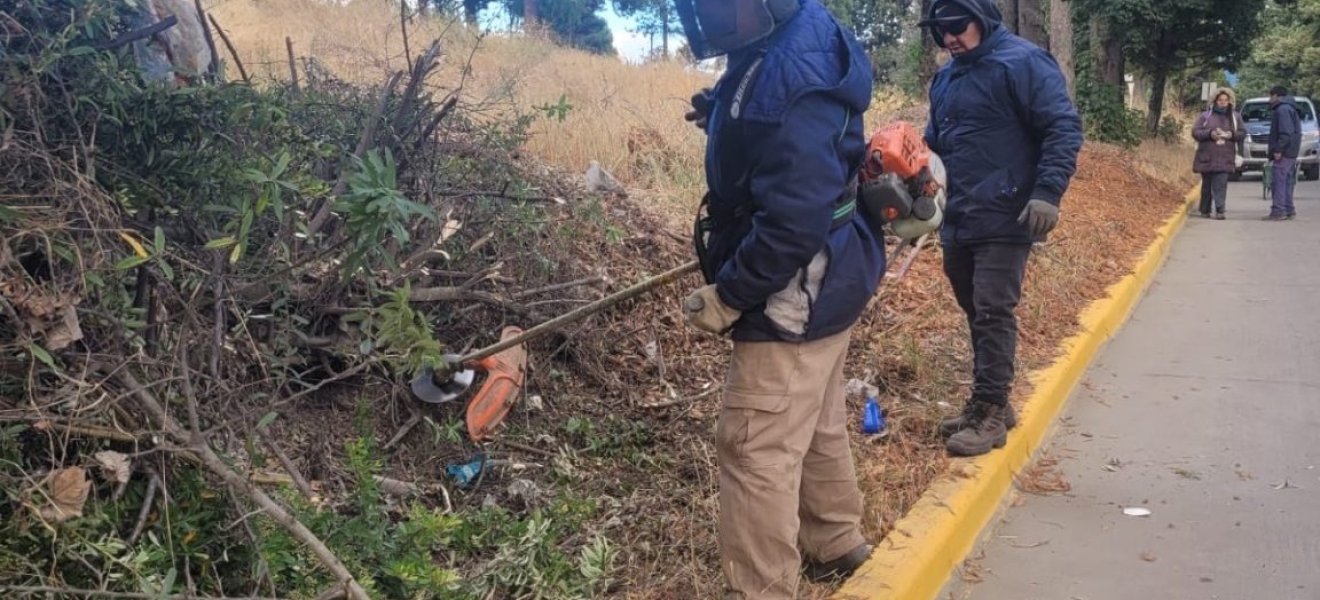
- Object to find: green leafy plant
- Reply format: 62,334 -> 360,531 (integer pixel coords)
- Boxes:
535,93 -> 575,123
1078,80 -> 1146,148
1158,114 -> 1185,144
335,148 -> 436,277
346,284 -> 445,373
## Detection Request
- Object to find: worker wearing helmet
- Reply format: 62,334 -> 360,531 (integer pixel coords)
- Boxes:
919,0 -> 1083,456
677,0 -> 883,596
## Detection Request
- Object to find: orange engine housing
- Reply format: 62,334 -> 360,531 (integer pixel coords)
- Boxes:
858,121 -> 943,224
861,121 -> 930,184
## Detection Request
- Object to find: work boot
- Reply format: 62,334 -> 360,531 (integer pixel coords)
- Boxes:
946,402 -> 1010,457
804,543 -> 872,583
939,401 -> 1017,438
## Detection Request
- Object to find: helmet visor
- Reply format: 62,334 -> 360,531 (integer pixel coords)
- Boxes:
676,0 -> 776,60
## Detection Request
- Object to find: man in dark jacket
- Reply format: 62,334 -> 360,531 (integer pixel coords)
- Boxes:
1265,85 -> 1301,220
919,0 -> 1083,456
678,0 -> 883,596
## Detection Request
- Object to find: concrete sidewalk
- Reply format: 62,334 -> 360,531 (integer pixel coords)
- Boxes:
951,177 -> 1320,600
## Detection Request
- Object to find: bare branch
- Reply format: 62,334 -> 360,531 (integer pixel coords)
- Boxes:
382,410 -> 424,452
306,71 -> 405,238
91,15 -> 177,51
257,427 -> 315,500
126,473 -> 161,545
285,37 -> 300,93
207,14 -> 250,83
112,370 -> 373,600
193,0 -> 221,80
512,277 -> 605,300
22,418 -> 145,444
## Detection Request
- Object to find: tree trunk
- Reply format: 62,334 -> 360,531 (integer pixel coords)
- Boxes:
1017,0 -> 1047,47
1129,75 -> 1146,108
1090,15 -> 1124,87
997,0 -> 1046,46
524,0 -> 539,30
1147,68 -> 1169,135
1047,0 -> 1073,96
920,0 -> 940,88
661,2 -> 670,56
998,0 -> 1019,36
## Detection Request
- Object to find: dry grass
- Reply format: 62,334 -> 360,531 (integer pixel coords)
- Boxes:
209,0 -> 714,214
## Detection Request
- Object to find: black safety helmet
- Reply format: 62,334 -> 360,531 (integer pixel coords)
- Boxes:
675,0 -> 801,60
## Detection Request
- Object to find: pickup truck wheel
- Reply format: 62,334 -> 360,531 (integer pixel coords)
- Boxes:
1306,165 -> 1320,181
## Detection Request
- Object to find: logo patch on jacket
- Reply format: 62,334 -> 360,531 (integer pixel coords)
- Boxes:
730,57 -> 764,120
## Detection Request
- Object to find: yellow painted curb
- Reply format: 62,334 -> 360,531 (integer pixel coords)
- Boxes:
833,186 -> 1200,600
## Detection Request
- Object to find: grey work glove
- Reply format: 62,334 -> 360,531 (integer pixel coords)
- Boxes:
685,88 -> 713,130
1018,199 -> 1060,238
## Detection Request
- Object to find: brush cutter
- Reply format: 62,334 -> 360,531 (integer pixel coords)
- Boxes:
410,260 -> 700,441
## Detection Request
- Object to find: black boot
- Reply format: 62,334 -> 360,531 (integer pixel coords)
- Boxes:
804,543 -> 872,583
946,402 -> 1010,457
939,401 -> 1017,438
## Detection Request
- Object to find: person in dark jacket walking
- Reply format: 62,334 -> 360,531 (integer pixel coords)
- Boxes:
677,0 -> 883,596
1265,85 -> 1301,220
919,0 -> 1083,457
1192,88 -> 1247,219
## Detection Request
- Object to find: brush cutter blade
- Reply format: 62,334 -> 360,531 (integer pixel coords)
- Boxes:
410,355 -> 475,404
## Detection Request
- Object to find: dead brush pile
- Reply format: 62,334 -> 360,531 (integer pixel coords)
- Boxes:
0,1 -> 711,599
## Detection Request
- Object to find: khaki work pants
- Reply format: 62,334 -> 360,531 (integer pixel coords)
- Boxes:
717,328 -> 866,600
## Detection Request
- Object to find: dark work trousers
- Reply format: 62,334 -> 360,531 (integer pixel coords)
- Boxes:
1271,157 -> 1298,217
1198,172 -> 1229,215
942,242 -> 1033,407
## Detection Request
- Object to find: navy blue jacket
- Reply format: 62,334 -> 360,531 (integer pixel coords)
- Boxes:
1269,97 -> 1302,159
923,0 -> 1082,246
701,0 -> 883,342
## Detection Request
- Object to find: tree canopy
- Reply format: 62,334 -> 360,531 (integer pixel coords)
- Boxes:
1237,0 -> 1320,97
1077,0 -> 1267,133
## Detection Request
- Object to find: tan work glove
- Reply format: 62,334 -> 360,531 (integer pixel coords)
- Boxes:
683,285 -> 741,334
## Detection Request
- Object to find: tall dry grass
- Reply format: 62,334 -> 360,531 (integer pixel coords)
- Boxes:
208,0 -> 1192,219
209,0 -> 715,214
208,0 -> 1198,226
206,0 -> 936,224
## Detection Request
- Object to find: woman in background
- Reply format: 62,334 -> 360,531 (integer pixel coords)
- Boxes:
1192,88 -> 1247,220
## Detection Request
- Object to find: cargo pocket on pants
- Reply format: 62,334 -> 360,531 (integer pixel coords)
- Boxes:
718,388 -> 791,469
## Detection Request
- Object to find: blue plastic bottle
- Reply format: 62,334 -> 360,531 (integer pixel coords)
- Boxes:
862,396 -> 885,435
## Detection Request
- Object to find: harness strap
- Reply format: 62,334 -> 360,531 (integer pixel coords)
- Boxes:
831,198 -> 857,230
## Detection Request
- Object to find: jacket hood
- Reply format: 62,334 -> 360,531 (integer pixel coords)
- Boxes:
731,0 -> 873,122
1208,87 -> 1237,109
924,0 -> 1002,48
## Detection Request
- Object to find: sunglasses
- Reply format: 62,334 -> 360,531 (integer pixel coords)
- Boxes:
932,17 -> 974,37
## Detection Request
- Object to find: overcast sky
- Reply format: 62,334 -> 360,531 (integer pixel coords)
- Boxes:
603,5 -> 655,63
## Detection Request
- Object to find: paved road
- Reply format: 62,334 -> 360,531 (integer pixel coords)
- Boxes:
951,176 -> 1320,600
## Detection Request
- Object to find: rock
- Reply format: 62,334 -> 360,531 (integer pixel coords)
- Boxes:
506,478 -> 543,505
845,378 -> 879,399
585,160 -> 626,196
132,0 -> 213,85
